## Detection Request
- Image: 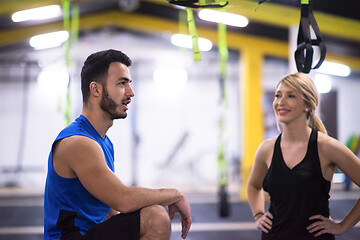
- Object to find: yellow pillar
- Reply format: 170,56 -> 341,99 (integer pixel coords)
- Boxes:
240,47 -> 265,201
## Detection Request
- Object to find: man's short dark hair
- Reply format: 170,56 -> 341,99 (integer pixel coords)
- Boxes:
80,49 -> 132,103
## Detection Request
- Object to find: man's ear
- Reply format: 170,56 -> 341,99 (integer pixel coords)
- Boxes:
90,81 -> 102,97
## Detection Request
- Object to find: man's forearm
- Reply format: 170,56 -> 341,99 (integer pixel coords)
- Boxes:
113,186 -> 183,213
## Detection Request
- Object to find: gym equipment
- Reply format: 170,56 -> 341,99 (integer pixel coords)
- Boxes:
168,0 -> 228,8
294,0 -> 326,73
258,0 -> 326,73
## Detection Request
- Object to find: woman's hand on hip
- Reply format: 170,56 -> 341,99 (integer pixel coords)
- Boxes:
255,212 -> 273,233
307,215 -> 345,236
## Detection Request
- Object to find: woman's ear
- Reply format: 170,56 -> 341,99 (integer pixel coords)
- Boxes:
304,103 -> 312,113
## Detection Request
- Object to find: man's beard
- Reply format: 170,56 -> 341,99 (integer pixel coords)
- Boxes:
100,87 -> 127,120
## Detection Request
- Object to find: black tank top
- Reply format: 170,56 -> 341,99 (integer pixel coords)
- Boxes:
262,130 -> 334,240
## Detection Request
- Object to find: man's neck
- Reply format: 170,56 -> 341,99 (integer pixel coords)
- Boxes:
82,108 -> 113,138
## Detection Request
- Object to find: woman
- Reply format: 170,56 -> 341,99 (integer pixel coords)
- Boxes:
247,72 -> 360,240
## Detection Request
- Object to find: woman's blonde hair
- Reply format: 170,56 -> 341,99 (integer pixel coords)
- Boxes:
275,72 -> 327,134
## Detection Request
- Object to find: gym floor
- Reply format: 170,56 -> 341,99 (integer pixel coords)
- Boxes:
0,187 -> 359,240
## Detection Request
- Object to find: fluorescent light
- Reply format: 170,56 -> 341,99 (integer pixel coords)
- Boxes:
29,31 -> 69,50
11,5 -> 61,22
171,34 -> 212,51
198,9 -> 248,27
316,61 -> 351,77
314,74 -> 332,94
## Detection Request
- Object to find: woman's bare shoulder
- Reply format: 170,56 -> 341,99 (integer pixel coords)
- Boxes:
317,131 -> 343,152
255,136 -> 278,165
258,136 -> 278,153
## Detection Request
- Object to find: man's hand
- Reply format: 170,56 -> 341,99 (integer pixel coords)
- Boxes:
168,195 -> 192,239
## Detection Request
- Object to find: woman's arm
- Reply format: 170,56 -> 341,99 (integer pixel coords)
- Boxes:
247,139 -> 275,232
308,134 -> 360,236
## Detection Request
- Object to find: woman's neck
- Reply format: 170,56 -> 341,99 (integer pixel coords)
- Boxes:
281,123 -> 312,142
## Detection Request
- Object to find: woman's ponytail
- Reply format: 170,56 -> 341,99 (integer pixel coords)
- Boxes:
308,111 -> 327,135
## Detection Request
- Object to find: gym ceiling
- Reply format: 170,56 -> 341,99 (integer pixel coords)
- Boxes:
0,0 -> 359,71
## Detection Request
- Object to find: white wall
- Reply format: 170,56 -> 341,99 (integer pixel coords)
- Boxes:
332,75 -> 360,143
0,29 -> 359,194
0,30 -> 241,193
0,64 -> 70,190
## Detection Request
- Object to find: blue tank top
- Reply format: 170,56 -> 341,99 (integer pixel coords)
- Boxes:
262,130 -> 334,240
44,115 -> 115,240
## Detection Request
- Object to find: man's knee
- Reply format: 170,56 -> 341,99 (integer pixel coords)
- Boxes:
141,205 -> 170,226
140,205 -> 171,239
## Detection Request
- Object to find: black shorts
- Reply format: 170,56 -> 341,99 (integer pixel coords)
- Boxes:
60,210 -> 141,240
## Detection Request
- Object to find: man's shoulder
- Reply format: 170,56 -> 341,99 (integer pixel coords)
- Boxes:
56,135 -> 98,151
53,135 -> 102,174
56,117 -> 93,141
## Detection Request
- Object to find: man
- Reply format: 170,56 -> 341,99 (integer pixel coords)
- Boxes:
44,49 -> 192,240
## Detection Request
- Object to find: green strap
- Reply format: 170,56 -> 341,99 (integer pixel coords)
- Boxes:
218,22 -> 228,84
65,85 -> 71,126
217,139 -> 228,186
71,3 -> 80,44
178,8 -> 187,35
62,0 -> 70,31
62,0 -> 80,126
301,0 -> 309,4
186,7 -> 201,61
171,0 -> 227,8
217,21 -> 229,187
63,0 -> 70,67
218,22 -> 229,107
62,0 -> 70,125
217,117 -> 228,186
177,8 -> 188,55
199,0 -> 228,5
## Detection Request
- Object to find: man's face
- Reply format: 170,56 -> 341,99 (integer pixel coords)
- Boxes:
100,62 -> 134,120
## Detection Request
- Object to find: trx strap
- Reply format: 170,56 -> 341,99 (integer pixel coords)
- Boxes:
62,0 -> 80,125
295,0 -> 326,73
168,0 -> 228,8
62,0 -> 71,126
257,0 -> 326,73
217,22 -> 228,188
255,0 -> 267,11
217,22 -> 230,217
169,0 -> 227,61
186,7 -> 202,61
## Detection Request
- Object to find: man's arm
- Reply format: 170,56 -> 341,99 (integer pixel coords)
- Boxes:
53,135 -> 187,213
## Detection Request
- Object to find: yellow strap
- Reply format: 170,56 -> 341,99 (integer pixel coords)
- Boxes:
186,7 -> 202,61
301,0 -> 309,5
